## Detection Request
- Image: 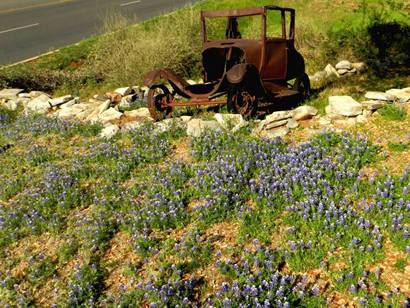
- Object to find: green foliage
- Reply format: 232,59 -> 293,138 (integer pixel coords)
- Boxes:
388,142 -> 409,152
378,104 -> 407,121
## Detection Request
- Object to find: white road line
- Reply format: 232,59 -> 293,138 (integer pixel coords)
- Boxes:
120,0 -> 141,7
0,23 -> 40,35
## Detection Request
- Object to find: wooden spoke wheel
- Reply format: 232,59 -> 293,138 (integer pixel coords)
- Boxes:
228,87 -> 258,118
293,73 -> 311,101
147,84 -> 173,121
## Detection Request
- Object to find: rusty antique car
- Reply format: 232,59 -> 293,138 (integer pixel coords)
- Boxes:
144,5 -> 310,120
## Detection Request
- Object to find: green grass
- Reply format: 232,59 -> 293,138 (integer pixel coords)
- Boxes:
378,104 -> 407,121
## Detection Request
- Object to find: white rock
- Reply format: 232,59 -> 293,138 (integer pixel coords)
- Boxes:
57,104 -> 87,119
60,98 -> 79,109
364,91 -> 395,102
386,89 -> 410,103
49,95 -> 73,107
318,116 -> 332,126
335,60 -> 353,70
122,121 -> 144,132
100,124 -> 119,139
214,113 -> 245,130
352,62 -> 367,73
309,71 -> 327,84
286,118 -> 299,129
0,88 -> 23,99
119,95 -> 133,109
261,126 -> 289,139
356,115 -> 368,124
180,116 -> 192,122
265,119 -> 289,130
187,119 -> 220,137
3,99 -> 18,110
26,94 -> 51,114
324,64 -> 339,80
124,107 -> 152,119
97,99 -> 111,114
361,100 -> 386,110
98,108 -> 123,124
28,91 -> 50,99
334,117 -> 357,126
292,105 -> 318,121
337,69 -> 349,75
114,87 -> 132,96
187,80 -> 196,85
328,96 -> 363,117
265,111 -> 292,123
18,93 -> 31,98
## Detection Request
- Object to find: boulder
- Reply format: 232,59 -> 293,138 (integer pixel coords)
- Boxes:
98,107 -> 123,124
292,105 -> 318,121
28,91 -> 50,99
49,95 -> 73,107
324,64 -> 339,80
187,119 -> 220,137
261,127 -> 289,139
309,71 -> 327,85
124,107 -> 152,119
60,98 -> 79,109
105,92 -> 122,104
364,91 -> 395,102
214,113 -> 245,131
334,117 -> 357,126
386,88 -> 410,103
18,93 -> 31,98
180,116 -> 192,123
362,110 -> 373,118
318,116 -> 332,126
286,118 -> 299,129
114,87 -> 132,96
119,95 -> 133,109
265,110 -> 292,123
264,119 -> 289,130
26,94 -> 51,114
0,88 -> 23,99
97,99 -> 111,114
57,104 -> 88,119
335,60 -> 353,70
328,96 -> 362,117
3,99 -> 18,110
337,69 -> 349,75
100,124 -> 119,139
361,100 -> 386,110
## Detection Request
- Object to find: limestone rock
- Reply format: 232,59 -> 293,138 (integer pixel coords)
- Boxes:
337,69 -> 349,76
57,104 -> 88,119
265,111 -> 292,123
265,119 -> 289,130
124,108 -> 152,119
119,95 -> 133,109
318,116 -> 332,126
28,91 -> 50,99
0,88 -> 23,99
114,87 -> 132,96
286,118 -> 299,129
49,95 -> 74,107
292,105 -> 318,121
261,127 -> 289,139
187,119 -> 220,137
60,98 -> 79,109
214,113 -> 245,131
335,60 -> 353,70
324,64 -> 339,80
98,108 -> 123,124
180,116 -> 192,123
361,100 -> 386,110
26,94 -> 51,114
364,91 -> 395,102
100,124 -> 119,139
328,96 -> 362,117
386,88 -> 410,103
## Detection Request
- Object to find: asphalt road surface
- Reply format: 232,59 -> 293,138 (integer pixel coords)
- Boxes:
0,0 -> 201,65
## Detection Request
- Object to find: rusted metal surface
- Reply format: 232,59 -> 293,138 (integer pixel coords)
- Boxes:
144,5 -> 310,121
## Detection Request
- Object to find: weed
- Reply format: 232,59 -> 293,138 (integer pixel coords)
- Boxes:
378,104 -> 407,121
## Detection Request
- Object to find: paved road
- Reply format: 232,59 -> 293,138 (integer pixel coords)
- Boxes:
0,0 -> 201,65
